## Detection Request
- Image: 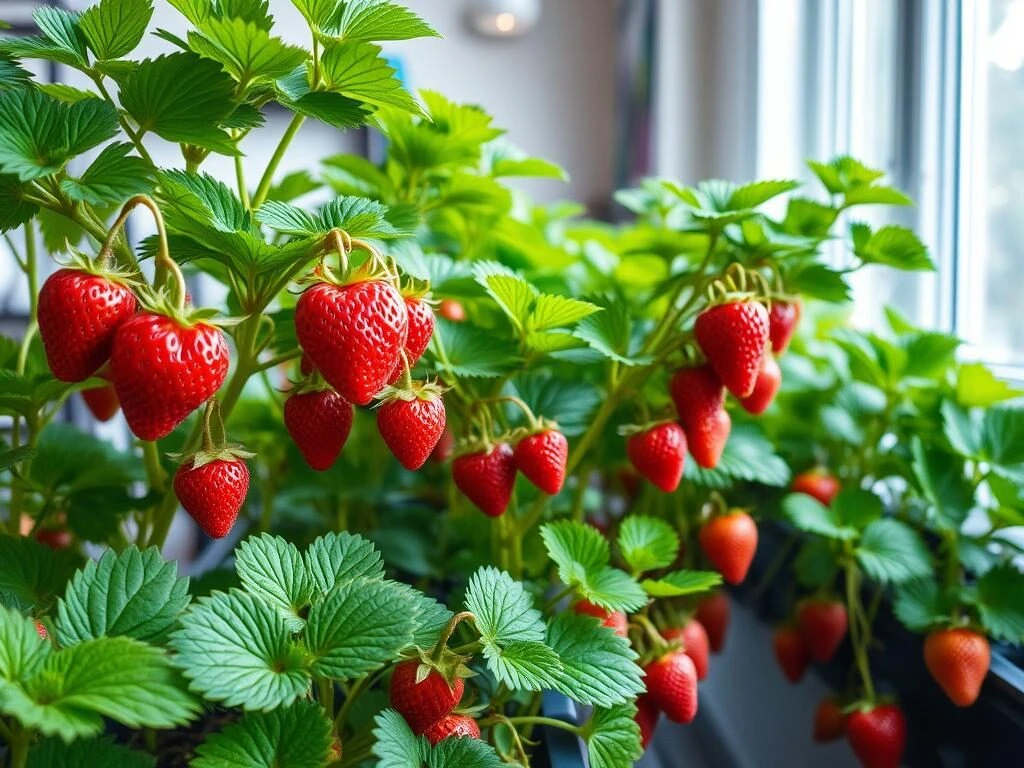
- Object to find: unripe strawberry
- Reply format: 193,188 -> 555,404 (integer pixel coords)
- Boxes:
438,299 -> 465,322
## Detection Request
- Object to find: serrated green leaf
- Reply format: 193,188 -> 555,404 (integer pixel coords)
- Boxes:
372,708 -> 427,768
0,90 -> 118,181
473,263 -> 537,329
784,261 -> 851,302
192,699 -> 333,768
80,0 -> 153,60
431,319 -> 520,378
529,294 -> 600,332
323,0 -> 440,42
0,57 -> 33,91
426,737 -> 503,768
956,363 -> 1023,407
235,535 -> 312,632
170,590 -> 310,711
855,519 -> 932,584
27,736 -> 155,768
783,493 -> 858,540
843,185 -> 913,206
320,41 -> 421,113
259,195 -> 409,239
808,155 -> 885,194
304,531 -> 385,595
189,17 -> 307,86
617,515 -> 679,573
586,704 -> 642,768
892,579 -> 948,632
546,613 -> 644,707
0,636 -> 199,740
0,174 -> 39,232
779,198 -> 839,237
541,521 -> 610,584
60,142 -> 154,205
976,565 -> 1024,643
573,303 -> 651,366
307,579 -> 416,680
0,535 -> 83,613
910,439 -> 974,530
641,569 -> 722,597
981,405 -> 1024,467
854,224 -> 934,271
0,605 -> 51,682
480,638 -> 562,691
465,567 -> 546,646
276,69 -> 371,130
120,53 -> 239,154
55,546 -> 189,645
727,179 -> 799,210
32,6 -> 89,65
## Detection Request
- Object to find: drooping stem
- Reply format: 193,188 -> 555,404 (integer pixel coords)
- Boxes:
89,74 -> 155,165
251,114 -> 306,209
430,611 -> 476,662
234,140 -> 251,209
7,724 -> 30,768
845,558 -> 876,701
200,398 -> 218,452
493,715 -> 582,735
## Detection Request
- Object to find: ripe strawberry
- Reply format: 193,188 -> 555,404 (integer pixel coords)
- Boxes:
431,428 -> 455,463
738,352 -> 781,415
669,365 -> 730,469
424,714 -> 480,745
390,296 -> 434,382
626,422 -> 686,493
110,313 -> 229,441
698,510 -> 758,584
573,599 -> 628,638
635,694 -> 659,749
295,278 -> 408,405
797,598 -> 848,662
846,704 -> 906,768
173,455 -> 250,539
645,650 -> 698,724
81,381 -> 119,421
453,443 -> 517,517
514,428 -> 568,495
695,592 -> 731,653
813,697 -> 847,742
792,468 -> 840,506
284,389 -> 353,471
34,526 -> 71,550
377,384 -> 447,471
924,627 -> 990,707
694,299 -> 770,398
37,267 -> 137,382
438,299 -> 465,322
34,620 -> 48,640
769,299 -> 801,354
390,659 -> 465,733
664,619 -> 710,680
773,626 -> 809,683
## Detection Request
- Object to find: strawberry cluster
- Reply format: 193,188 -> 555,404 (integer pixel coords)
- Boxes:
389,658 -> 480,746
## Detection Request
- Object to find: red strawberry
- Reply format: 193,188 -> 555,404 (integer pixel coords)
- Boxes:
424,714 -> 480,745
390,296 -> 434,382
37,267 -> 137,382
173,456 -> 250,539
924,627 -> 990,707
34,620 -> 48,640
698,511 -> 758,584
813,698 -> 847,742
769,299 -> 801,354
738,353 -> 781,415
626,422 -> 686,493
664,619 -> 710,680
773,627 -> 809,683
792,468 -> 840,506
81,382 -> 119,421
645,650 -> 698,724
295,278 -> 409,405
389,659 -> 465,733
846,705 -> 906,768
438,299 -> 465,322
377,384 -> 447,471
635,694 -> 659,749
669,365 -> 731,469
514,428 -> 568,495
797,598 -> 849,662
110,313 -> 229,441
34,526 -> 71,550
452,443 -> 517,517
573,599 -> 628,637
431,428 -> 455,463
694,299 -> 770,398
284,389 -> 353,471
695,592 -> 731,653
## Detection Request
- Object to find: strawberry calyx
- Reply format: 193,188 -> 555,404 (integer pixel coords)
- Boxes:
453,434 -> 509,460
61,246 -> 140,287
375,380 -> 446,405
617,418 -> 678,438
508,416 -> 561,445
135,288 -> 222,329
171,398 -> 255,469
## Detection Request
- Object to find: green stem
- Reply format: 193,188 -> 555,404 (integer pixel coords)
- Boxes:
89,74 -> 154,165
845,559 -> 875,701
251,114 -> 306,209
8,725 -> 30,768
642,230 -> 719,355
317,677 -> 335,716
430,611 -> 475,662
234,141 -> 251,210
498,716 -> 582,735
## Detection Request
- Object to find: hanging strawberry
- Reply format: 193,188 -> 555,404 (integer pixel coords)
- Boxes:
670,365 -> 731,469
377,381 -> 447,471
283,386 -> 354,472
625,421 -> 687,493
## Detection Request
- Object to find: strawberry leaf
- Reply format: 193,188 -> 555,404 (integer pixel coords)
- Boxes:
573,303 -> 651,366
306,579 -> 416,681
0,636 -> 200,740
855,519 -> 932,584
618,515 -> 679,573
0,604 -> 51,682
191,699 -> 334,768
853,224 -> 934,271
431,319 -> 520,378
55,546 -> 190,645
426,737 -> 504,768
79,0 -> 153,60
586,703 -> 642,768
546,613 -> 644,707
528,294 -> 601,332
808,155 -> 886,193
60,142 -> 154,205
480,639 -> 562,691
910,439 -> 974,530
726,179 -> 799,210
783,493 -> 858,540
320,41 -> 422,114
976,565 -> 1024,644
170,590 -> 311,711
188,17 -> 307,87
304,531 -> 385,596
465,567 -> 546,646
892,579 -> 949,632
235,534 -> 313,632
320,0 -> 440,42
0,535 -> 83,613
955,364 -> 1024,407
372,708 -> 428,768
541,522 -> 647,612
0,174 -> 39,233
26,736 -> 155,768
640,570 -> 722,597
685,423 -> 791,489
474,262 -> 537,330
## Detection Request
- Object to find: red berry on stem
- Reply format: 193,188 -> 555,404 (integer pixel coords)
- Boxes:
514,429 -> 568,495
377,384 -> 447,471
645,650 -> 699,724
772,626 -> 810,683
173,457 -> 249,539
924,627 -> 990,707
452,443 -> 517,517
797,598 -> 849,662
792,468 -> 841,506
695,299 -> 770,398
664,619 -> 710,680
389,660 -> 465,734
572,599 -> 628,638
738,352 -> 781,415
389,296 -> 435,382
846,704 -> 906,768
670,365 -> 730,469
635,694 -> 660,749
769,299 -> 801,354
698,511 -> 758,585
626,422 -> 686,493
695,592 -> 731,653
284,389 -> 353,471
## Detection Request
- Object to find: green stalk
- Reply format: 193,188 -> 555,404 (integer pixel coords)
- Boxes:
251,114 -> 306,209
9,223 -> 40,533
8,724 -> 30,768
317,677 -> 335,715
845,559 -> 875,701
496,715 -> 582,735
89,74 -> 154,166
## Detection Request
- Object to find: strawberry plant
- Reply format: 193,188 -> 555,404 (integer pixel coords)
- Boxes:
0,1 -> 1018,766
